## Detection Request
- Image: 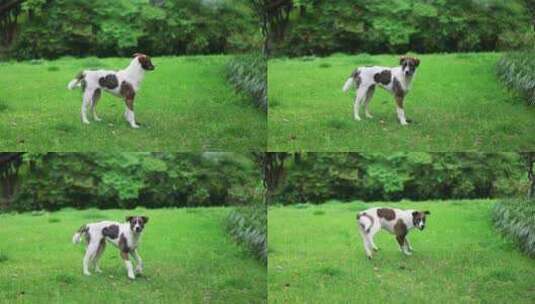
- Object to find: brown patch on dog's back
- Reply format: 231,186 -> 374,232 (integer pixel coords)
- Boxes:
102,224 -> 119,239
374,70 -> 392,85
98,74 -> 119,90
377,208 -> 396,221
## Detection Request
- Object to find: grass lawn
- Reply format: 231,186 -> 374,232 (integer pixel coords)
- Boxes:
268,200 -> 535,303
0,207 -> 266,303
0,55 -> 266,151
268,53 -> 535,151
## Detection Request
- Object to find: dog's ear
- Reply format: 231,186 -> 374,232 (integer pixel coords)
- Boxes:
400,56 -> 407,66
423,210 -> 430,215
412,211 -> 418,218
132,53 -> 144,58
125,216 -> 134,222
141,216 -> 149,224
414,58 -> 420,67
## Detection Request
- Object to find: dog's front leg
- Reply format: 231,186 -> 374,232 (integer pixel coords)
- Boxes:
124,98 -> 140,128
396,235 -> 411,255
131,250 -> 143,274
395,96 -> 408,126
405,238 -> 413,252
121,251 -> 136,280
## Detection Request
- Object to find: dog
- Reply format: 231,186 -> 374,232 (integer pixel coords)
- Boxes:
67,53 -> 155,128
342,56 -> 420,125
72,216 -> 149,279
356,207 -> 429,259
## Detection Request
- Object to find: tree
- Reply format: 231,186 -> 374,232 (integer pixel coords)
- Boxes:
249,0 -> 292,55
0,152 -> 24,210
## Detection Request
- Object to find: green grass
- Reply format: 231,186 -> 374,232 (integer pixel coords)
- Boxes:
0,207 -> 266,303
268,53 -> 535,151
268,200 -> 535,303
0,55 -> 266,151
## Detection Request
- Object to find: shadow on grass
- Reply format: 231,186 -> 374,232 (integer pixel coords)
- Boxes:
317,266 -> 344,278
55,122 -> 76,133
0,252 -> 8,263
0,100 -> 8,112
326,118 -> 351,130
47,66 -> 60,72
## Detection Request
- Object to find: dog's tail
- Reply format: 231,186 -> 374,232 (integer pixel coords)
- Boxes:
67,71 -> 85,90
343,69 -> 360,93
72,224 -> 89,244
342,77 -> 354,93
357,212 -> 374,234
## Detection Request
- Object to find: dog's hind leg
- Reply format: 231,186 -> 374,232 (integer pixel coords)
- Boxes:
353,86 -> 367,121
93,239 -> 106,273
364,85 -> 375,119
91,89 -> 102,122
83,240 -> 99,276
131,249 -> 143,274
81,90 -> 93,124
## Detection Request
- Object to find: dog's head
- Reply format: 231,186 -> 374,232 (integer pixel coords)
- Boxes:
133,53 -> 155,71
412,210 -> 430,231
400,56 -> 420,77
126,216 -> 149,233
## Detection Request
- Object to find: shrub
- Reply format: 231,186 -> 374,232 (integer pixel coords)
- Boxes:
225,201 -> 266,264
225,53 -> 267,112
496,51 -> 535,105
493,200 -> 535,257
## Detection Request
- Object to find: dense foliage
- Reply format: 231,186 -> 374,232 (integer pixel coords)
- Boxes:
272,0 -> 533,56
8,0 -> 260,59
497,51 -> 535,105
273,153 -> 526,204
493,199 -> 535,257
8,153 -> 261,211
226,53 -> 267,111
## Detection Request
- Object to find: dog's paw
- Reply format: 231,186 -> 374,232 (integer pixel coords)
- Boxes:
83,272 -> 91,276
366,114 -> 373,119
135,267 -> 143,274
94,117 -> 102,122
373,247 -> 379,252
95,268 -> 103,273
82,120 -> 91,125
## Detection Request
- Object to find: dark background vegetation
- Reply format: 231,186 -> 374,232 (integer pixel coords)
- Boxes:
0,0 -> 261,60
267,153 -> 531,204
0,152 -> 262,212
262,0 -> 534,57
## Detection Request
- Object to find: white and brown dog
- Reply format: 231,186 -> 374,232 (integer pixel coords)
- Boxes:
72,216 -> 149,279
356,207 -> 429,259
342,56 -> 420,125
67,53 -> 155,128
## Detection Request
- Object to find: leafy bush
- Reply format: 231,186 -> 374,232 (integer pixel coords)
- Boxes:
493,200 -> 535,257
225,53 -> 267,111
9,153 -> 260,211
497,51 -> 535,105
274,153 -> 526,204
225,198 -> 266,263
